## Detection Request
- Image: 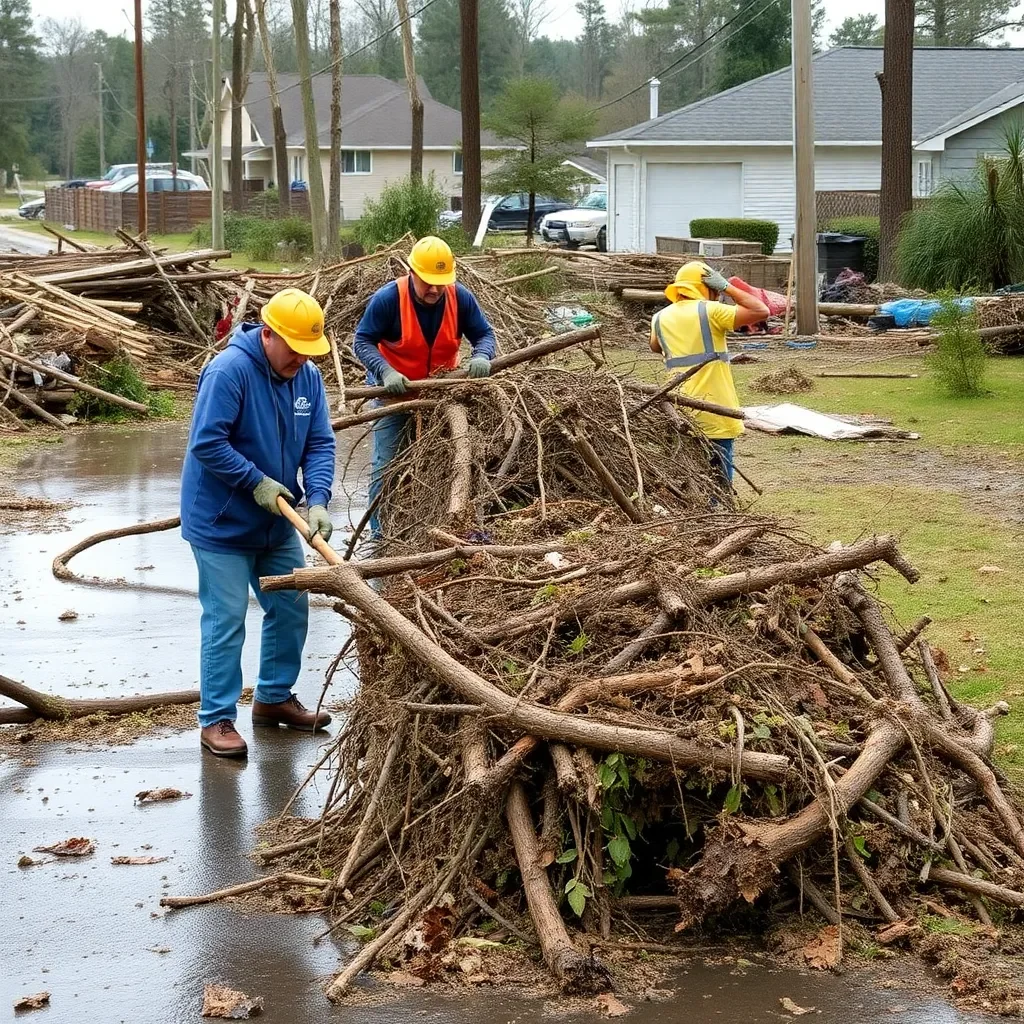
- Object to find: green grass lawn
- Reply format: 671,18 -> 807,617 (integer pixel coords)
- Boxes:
727,354 -> 1024,775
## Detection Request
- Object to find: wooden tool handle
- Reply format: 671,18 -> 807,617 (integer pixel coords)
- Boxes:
276,496 -> 342,565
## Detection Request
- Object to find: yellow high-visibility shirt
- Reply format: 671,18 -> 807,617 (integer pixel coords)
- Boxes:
651,299 -> 743,440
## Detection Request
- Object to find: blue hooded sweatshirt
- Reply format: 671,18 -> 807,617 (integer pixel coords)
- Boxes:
180,323 -> 336,554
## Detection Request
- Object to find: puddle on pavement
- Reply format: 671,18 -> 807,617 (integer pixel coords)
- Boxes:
1,424 -> 988,1022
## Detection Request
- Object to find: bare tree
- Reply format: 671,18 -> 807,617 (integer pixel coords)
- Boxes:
43,18 -> 92,180
327,0 -> 342,242
230,0 -> 245,205
877,0 -> 913,281
509,0 -> 550,77
252,0 -> 290,213
459,0 -> 481,240
291,0 -> 328,254
395,0 -> 423,180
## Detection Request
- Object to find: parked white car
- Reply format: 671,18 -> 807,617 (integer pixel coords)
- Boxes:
106,170 -> 209,193
540,191 -> 607,251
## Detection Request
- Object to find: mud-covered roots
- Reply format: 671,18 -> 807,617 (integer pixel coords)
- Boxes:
249,368 -> 1024,1001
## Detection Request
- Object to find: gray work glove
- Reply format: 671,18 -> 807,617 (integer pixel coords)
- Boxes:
253,476 -> 295,514
382,367 -> 409,396
307,505 -> 333,543
468,356 -> 492,379
702,267 -> 731,294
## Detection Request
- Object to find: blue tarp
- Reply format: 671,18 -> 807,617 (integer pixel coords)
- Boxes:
879,297 -> 975,328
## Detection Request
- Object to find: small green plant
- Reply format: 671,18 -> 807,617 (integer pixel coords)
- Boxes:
923,915 -> 975,936
596,753 -> 643,890
436,224 -> 472,256
689,217 -> 779,255
355,174 -> 448,250
565,630 -> 590,656
929,295 -> 988,398
825,215 -> 879,281
278,216 -> 314,255
244,219 -> 279,262
68,358 -> 174,422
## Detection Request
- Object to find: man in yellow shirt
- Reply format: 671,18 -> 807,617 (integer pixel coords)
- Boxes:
649,261 -> 768,488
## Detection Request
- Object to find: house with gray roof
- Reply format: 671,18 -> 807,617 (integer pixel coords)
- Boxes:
191,73 -> 508,220
587,46 -> 1024,252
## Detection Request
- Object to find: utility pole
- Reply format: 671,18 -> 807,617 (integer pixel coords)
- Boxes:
133,0 -> 147,237
211,0 -> 225,249
189,60 -> 198,175
791,0 -> 817,335
459,0 -> 481,241
96,64 -> 105,176
877,0 -> 914,282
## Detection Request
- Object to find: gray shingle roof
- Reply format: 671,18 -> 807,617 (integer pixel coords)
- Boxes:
563,154 -> 606,179
591,46 -> 1024,145
241,73 -> 504,149
918,78 -> 1024,142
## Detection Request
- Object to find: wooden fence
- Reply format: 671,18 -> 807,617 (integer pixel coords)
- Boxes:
45,188 -> 312,235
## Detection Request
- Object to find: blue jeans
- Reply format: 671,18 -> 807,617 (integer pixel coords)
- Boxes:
191,534 -> 309,727
709,438 -> 735,489
368,409 -> 410,537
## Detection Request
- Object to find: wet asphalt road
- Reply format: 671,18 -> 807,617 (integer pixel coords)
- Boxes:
0,423 -> 990,1022
0,224 -> 55,255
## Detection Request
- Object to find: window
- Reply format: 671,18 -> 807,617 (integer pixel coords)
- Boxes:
915,157 -> 933,197
498,193 -> 526,211
291,154 -> 304,182
342,150 -> 372,174
453,151 -> 463,175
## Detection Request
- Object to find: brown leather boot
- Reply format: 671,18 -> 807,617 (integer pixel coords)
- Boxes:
251,695 -> 331,732
200,720 -> 248,757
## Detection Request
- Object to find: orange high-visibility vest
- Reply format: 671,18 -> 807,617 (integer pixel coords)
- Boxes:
379,275 -> 460,380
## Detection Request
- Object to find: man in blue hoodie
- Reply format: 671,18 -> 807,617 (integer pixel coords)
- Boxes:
180,287 -> 336,757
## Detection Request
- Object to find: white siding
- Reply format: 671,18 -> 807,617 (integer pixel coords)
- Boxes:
599,144 -> 882,253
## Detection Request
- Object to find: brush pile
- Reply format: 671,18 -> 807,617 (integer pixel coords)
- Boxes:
247,360 -> 1024,1006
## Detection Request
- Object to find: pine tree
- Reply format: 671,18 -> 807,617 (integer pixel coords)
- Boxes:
417,0 -> 515,109
483,77 -> 596,243
0,0 -> 40,173
575,0 -> 612,100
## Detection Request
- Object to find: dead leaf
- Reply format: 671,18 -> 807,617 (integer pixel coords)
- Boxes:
780,997 -> 815,1015
979,565 -> 1004,574
57,609 -> 78,621
17,855 -> 39,867
33,837 -> 94,857
201,984 -> 263,1019
14,992 -> 50,1012
147,946 -> 171,954
458,953 -> 483,975
798,925 -> 840,970
135,788 -> 192,803
596,992 -> 630,1017
386,970 -> 425,988
111,855 -> 169,865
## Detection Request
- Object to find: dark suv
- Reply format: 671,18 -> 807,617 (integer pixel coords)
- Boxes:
487,193 -> 575,231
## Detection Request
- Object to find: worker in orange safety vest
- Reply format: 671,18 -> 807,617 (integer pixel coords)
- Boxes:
354,235 -> 496,537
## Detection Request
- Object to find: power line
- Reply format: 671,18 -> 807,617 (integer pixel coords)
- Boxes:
595,0 -> 779,111
273,0 -> 443,97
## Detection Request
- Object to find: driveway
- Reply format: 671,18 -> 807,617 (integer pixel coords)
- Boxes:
0,224 -> 55,255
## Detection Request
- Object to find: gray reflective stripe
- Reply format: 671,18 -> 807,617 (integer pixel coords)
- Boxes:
666,353 -> 722,368
652,311 -> 670,357
698,300 -> 731,364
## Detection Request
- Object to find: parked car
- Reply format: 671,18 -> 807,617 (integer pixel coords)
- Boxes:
106,170 -> 209,193
486,193 -> 575,232
17,196 -> 45,220
88,163 -> 173,188
540,191 -> 608,251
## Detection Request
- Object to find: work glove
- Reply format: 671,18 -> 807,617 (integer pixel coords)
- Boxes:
702,268 -> 731,294
253,476 -> 295,514
306,505 -> 333,543
468,356 -> 492,379
381,367 -> 409,396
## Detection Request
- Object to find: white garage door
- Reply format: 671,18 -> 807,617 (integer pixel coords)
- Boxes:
644,162 -> 742,252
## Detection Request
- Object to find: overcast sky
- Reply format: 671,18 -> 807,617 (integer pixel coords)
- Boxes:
29,0 -> 892,46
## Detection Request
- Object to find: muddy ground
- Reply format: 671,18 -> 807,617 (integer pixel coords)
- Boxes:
0,421 -> 997,1021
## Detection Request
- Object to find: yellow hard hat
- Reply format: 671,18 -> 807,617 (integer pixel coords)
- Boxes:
665,261 -> 713,303
261,288 -> 330,356
409,235 -> 456,286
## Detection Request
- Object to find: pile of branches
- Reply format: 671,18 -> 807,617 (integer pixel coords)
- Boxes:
240,364 -> 1024,1004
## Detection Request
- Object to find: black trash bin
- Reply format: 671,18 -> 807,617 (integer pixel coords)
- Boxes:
816,232 -> 867,284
